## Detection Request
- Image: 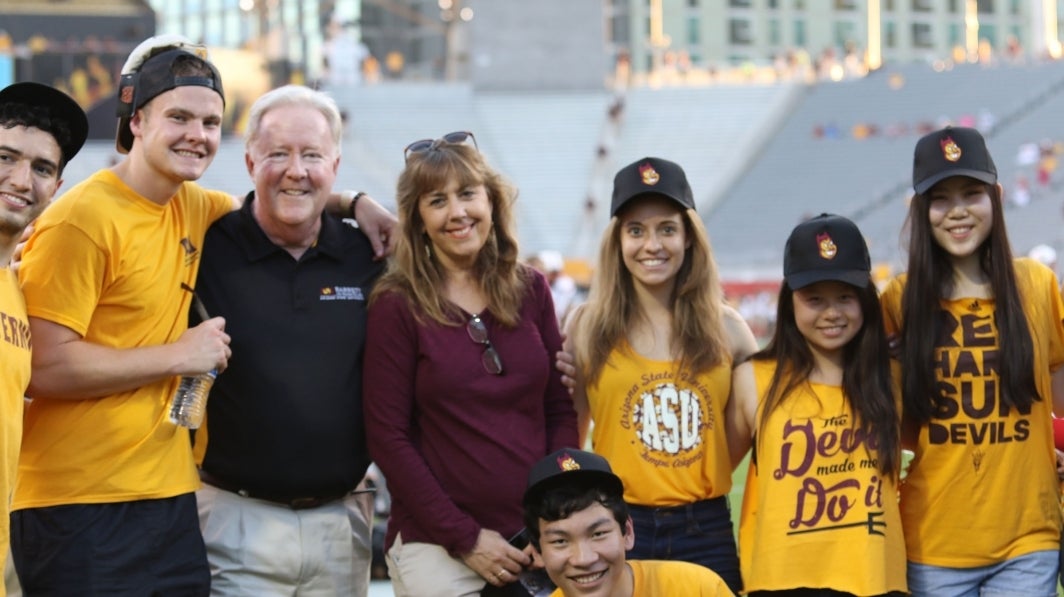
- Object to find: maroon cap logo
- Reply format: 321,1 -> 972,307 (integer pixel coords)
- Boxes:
557,453 -> 580,471
639,163 -> 660,186
940,136 -> 962,162
817,232 -> 837,260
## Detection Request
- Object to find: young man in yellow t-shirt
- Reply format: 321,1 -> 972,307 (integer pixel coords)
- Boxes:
520,449 -> 734,597
11,35 -> 395,595
0,81 -> 87,597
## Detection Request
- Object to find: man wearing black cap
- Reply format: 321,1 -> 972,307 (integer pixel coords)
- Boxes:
0,81 -> 87,593
522,449 -> 734,597
10,36 -> 232,595
10,35 -> 390,595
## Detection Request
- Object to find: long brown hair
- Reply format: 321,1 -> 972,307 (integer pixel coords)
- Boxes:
573,201 -> 728,386
369,143 -> 528,326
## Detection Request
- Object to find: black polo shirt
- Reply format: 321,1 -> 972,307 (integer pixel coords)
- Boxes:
195,192 -> 383,497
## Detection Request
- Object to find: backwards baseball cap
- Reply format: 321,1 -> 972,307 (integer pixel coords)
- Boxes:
115,34 -> 225,154
610,156 -> 695,216
0,82 -> 88,167
912,126 -> 997,195
523,449 -> 624,507
783,213 -> 871,290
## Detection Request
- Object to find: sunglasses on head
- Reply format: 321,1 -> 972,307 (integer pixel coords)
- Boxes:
404,131 -> 478,161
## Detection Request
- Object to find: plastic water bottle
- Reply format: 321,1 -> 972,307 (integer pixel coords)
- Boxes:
168,370 -> 217,429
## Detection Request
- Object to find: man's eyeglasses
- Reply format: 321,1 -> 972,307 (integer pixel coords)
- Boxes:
404,131 -> 478,161
467,313 -> 503,375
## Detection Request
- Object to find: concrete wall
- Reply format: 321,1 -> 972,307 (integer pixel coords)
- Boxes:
468,0 -> 609,91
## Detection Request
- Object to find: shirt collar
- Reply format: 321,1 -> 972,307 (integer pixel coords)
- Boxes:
237,191 -> 348,262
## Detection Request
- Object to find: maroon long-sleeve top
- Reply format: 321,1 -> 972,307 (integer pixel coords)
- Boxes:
363,271 -> 578,555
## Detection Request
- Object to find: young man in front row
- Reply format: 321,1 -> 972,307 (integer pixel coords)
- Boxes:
522,449 -> 734,597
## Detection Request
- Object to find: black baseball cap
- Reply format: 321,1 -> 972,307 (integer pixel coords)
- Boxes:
115,35 -> 225,154
783,213 -> 871,290
523,449 -> 624,506
0,82 -> 88,166
610,157 -> 695,216
912,126 -> 997,195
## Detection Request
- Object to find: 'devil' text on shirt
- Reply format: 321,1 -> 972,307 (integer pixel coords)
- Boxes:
774,414 -> 885,534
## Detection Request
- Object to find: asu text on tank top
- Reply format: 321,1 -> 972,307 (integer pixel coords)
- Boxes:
588,343 -> 732,506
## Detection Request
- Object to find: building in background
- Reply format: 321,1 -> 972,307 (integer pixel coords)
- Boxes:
357,0 -> 609,90
614,1 -> 1062,84
60,1 -> 1063,92
5,2 -> 1064,134
147,0 -> 363,86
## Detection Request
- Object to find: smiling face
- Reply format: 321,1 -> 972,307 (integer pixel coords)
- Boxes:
926,175 -> 994,265
537,502 -> 635,597
417,178 -> 493,272
0,125 -> 62,242
130,85 -> 223,185
617,195 -> 688,293
246,103 -> 339,243
792,280 -> 864,358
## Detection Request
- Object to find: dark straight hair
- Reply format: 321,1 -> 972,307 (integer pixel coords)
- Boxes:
898,183 -> 1039,424
754,281 -> 901,477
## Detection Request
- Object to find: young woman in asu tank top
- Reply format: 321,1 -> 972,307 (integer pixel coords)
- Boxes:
565,156 -> 758,593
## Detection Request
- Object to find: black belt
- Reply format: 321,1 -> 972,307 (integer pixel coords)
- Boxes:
199,470 -> 350,510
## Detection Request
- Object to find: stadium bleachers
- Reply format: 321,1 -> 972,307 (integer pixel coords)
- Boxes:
53,60 -> 1064,279
707,59 -> 1064,278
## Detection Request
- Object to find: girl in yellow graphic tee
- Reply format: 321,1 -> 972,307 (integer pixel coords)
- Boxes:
566,157 -> 759,593
729,214 -> 906,596
881,126 -> 1064,596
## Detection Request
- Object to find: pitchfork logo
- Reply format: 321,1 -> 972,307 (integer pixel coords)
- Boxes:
180,237 -> 199,266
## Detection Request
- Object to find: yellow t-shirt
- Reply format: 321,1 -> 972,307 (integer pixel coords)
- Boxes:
0,269 -> 28,591
547,559 -> 734,596
14,170 -> 232,509
738,360 -> 906,594
881,258 -> 1064,567
588,344 -> 732,506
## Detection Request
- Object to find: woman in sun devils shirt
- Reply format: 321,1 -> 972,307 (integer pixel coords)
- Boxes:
882,126 -> 1064,596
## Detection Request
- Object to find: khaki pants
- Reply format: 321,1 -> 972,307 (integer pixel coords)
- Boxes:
197,482 -> 372,597
385,532 -> 486,597
4,549 -> 20,597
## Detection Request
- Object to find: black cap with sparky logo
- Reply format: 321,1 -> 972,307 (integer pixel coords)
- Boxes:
783,213 -> 871,290
912,126 -> 997,195
115,35 -> 225,154
610,156 -> 696,216
523,449 -> 624,507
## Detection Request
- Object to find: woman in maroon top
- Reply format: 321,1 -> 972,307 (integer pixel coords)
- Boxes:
363,132 -> 578,597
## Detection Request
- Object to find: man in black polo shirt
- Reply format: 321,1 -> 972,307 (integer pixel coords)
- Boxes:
192,84 -> 383,596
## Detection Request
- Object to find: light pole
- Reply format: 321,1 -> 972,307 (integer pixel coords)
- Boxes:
1041,0 -> 1061,59
648,0 -> 670,84
866,0 -> 881,71
965,0 -> 979,63
440,0 -> 473,81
